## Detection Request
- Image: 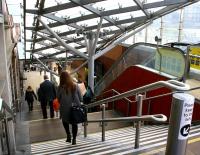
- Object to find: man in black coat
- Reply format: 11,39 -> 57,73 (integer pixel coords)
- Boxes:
38,75 -> 56,119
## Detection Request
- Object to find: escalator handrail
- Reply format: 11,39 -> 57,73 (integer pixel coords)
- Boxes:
86,80 -> 189,108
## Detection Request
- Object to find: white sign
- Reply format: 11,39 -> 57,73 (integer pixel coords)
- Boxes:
175,93 -> 195,140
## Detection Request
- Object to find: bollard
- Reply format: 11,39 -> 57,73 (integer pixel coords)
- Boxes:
135,94 -> 143,149
166,93 -> 194,155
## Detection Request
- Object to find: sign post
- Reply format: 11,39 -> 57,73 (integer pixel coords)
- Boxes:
165,93 -> 194,155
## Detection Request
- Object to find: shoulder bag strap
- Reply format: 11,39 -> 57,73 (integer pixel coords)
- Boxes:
71,84 -> 77,107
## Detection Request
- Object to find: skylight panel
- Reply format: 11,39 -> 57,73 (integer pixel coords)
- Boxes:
39,48 -> 58,55
147,6 -> 165,13
146,0 -> 162,3
56,53 -> 67,58
55,6 -> 91,19
26,14 -> 35,27
76,17 -> 100,27
26,42 -> 32,50
50,25 -> 75,34
110,10 -> 145,20
26,30 -> 33,40
93,0 -> 136,11
26,0 -> 37,9
44,0 -> 60,8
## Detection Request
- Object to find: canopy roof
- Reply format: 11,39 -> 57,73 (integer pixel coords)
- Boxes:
24,0 -> 199,61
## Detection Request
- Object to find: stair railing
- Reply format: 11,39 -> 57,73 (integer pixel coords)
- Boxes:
0,98 -> 15,155
98,88 -> 134,116
89,80 -> 189,109
84,80 -> 190,149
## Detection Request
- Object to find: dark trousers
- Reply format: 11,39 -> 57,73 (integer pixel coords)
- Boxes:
62,121 -> 78,140
41,100 -> 54,118
27,101 -> 33,111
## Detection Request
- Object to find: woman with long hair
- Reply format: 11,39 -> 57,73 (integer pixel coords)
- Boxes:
57,71 -> 82,145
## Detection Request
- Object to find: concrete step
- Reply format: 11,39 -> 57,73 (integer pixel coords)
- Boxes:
29,110 -> 131,143
30,124 -> 200,155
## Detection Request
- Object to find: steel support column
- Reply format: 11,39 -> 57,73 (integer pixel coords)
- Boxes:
88,32 -> 95,91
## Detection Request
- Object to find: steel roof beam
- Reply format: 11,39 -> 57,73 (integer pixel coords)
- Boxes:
43,13 -> 83,29
133,0 -> 150,18
25,1 -> 170,30
33,51 -> 61,61
42,0 -> 106,14
69,0 -> 125,31
37,40 -> 65,51
37,17 -> 88,59
27,16 -> 145,43
27,37 -> 106,55
32,0 -> 45,51
25,0 -> 106,22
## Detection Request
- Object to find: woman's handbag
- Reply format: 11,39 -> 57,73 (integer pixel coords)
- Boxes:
70,105 -> 87,124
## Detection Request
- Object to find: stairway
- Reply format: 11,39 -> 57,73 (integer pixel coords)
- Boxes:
31,124 -> 200,155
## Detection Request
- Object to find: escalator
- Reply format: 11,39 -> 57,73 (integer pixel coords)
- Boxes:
94,42 -> 189,118
95,42 -> 186,96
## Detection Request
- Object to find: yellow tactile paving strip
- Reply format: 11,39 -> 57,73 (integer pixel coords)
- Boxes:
186,79 -> 200,100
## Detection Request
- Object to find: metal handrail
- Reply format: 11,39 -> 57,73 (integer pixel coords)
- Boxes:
108,86 -> 200,104
86,80 -> 189,108
99,88 -> 134,103
88,114 -> 167,123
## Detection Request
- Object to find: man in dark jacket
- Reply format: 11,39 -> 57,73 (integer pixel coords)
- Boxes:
38,75 -> 56,119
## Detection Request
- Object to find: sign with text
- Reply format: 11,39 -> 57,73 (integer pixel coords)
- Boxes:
177,94 -> 195,140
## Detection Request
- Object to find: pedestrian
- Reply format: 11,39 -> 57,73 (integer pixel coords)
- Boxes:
57,71 -> 82,145
38,74 -> 56,119
25,86 -> 37,112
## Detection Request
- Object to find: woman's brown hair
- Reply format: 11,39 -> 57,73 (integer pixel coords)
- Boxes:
59,71 -> 75,94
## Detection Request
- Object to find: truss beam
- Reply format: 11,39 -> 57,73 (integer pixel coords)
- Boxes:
133,0 -> 150,18
32,0 -> 45,51
69,0 -> 125,31
37,17 -> 88,59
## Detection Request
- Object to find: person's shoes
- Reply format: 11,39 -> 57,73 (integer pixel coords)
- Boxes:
72,139 -> 76,145
66,138 -> 71,143
43,117 -> 48,119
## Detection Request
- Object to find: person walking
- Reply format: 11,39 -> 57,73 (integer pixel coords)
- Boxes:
57,71 -> 82,145
38,75 -> 56,119
25,86 -> 37,112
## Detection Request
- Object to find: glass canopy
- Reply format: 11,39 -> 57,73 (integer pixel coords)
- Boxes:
20,0 -> 200,60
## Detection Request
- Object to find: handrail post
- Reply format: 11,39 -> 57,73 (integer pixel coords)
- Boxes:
102,104 -> 105,141
84,107 -> 88,138
112,91 -> 115,110
127,101 -> 130,116
135,94 -> 143,149
166,93 -> 194,155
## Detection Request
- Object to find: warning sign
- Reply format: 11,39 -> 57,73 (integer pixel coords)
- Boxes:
178,94 -> 195,140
